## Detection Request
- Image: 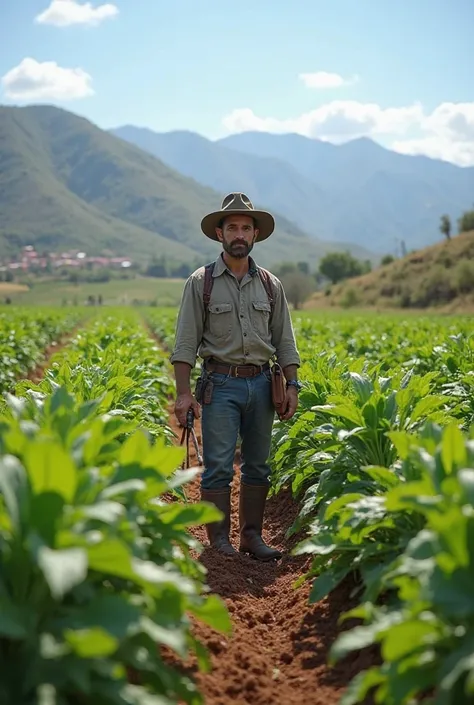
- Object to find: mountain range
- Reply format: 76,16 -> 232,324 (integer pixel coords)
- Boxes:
111,125 -> 474,253
0,105 -> 371,269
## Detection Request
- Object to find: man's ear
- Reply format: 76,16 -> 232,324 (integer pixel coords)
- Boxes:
215,227 -> 223,242
253,229 -> 259,243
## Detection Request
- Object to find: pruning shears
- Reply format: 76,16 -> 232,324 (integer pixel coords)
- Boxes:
180,408 -> 203,468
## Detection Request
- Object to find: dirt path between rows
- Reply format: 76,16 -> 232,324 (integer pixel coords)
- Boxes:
22,325 -> 84,384
168,408 -> 376,705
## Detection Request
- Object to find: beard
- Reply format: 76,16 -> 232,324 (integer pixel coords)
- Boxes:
223,238 -> 254,259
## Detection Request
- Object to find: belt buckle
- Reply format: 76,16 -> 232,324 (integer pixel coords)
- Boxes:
231,365 -> 239,378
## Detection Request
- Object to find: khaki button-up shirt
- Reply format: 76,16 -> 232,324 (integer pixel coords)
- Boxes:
170,254 -> 301,369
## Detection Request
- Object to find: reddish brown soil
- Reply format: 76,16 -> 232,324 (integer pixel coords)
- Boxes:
23,329 -> 80,383
168,407 -> 377,705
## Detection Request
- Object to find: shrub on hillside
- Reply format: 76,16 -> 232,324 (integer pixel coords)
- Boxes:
411,265 -> 457,307
452,260 -> 474,294
458,208 -> 474,233
340,287 -> 360,308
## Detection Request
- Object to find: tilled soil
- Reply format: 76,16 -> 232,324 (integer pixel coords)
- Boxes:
169,408 -> 376,705
23,328 -> 82,383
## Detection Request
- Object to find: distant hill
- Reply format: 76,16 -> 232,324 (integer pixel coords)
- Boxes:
112,125 -> 474,254
0,105 -> 372,269
110,125 -> 332,246
312,230 -> 474,312
219,132 -> 474,252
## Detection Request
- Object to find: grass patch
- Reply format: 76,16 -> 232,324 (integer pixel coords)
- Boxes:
2,276 -> 186,307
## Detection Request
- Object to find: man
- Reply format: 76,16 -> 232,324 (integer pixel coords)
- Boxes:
170,192 -> 301,561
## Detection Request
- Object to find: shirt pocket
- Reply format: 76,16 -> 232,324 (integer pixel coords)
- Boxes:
251,301 -> 271,337
208,302 -> 233,339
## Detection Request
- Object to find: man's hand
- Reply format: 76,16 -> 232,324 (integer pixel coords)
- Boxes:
280,386 -> 299,421
174,392 -> 201,427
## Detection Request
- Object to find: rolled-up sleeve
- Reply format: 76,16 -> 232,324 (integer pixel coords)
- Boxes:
271,280 -> 301,369
169,276 -> 204,367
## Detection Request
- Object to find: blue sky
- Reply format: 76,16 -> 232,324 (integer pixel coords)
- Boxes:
1,0 -> 474,165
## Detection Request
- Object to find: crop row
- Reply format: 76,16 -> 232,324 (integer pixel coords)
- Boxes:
0,307 -> 85,394
271,314 -> 474,704
0,310 -> 230,705
145,309 -> 178,352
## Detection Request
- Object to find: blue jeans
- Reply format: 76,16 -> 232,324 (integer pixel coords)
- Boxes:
200,368 -> 275,490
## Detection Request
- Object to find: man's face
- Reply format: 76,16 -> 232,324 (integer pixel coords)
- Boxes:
216,215 -> 258,258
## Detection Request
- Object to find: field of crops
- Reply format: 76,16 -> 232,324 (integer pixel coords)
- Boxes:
1,304 -> 474,705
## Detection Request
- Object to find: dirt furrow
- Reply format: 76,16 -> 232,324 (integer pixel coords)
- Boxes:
22,325 -> 84,384
169,408 -> 375,705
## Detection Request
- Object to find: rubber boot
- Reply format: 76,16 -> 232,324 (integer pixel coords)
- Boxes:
239,483 -> 282,561
200,487 -> 237,555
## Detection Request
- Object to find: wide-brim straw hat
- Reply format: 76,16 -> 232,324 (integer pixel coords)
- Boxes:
201,192 -> 275,242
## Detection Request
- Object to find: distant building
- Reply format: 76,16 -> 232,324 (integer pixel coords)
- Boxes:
0,246 -> 133,272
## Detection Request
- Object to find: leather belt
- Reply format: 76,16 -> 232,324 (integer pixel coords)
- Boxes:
204,359 -> 270,378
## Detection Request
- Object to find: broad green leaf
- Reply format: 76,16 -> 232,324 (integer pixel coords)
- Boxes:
0,595 -> 30,638
156,502 -> 223,528
119,430 -> 151,465
87,539 -> 134,580
458,469 -> 474,505
312,403 -> 364,426
410,394 -> 450,422
381,619 -> 439,661
69,594 -> 142,638
385,479 -> 436,512
131,558 -> 195,593
330,623 -> 383,662
30,492 -> 65,545
441,423 -> 467,475
166,467 -> 201,491
37,684 -> 57,705
362,403 -> 378,429
386,430 -> 413,460
49,385 -> 74,414
0,455 -> 29,533
81,501 -> 125,524
24,440 -> 77,502
65,626 -> 118,658
324,493 -> 365,522
100,479 -> 146,500
309,566 -> 351,603
138,616 -> 187,656
145,438 -> 186,477
339,669 -> 385,705
37,546 -> 88,599
188,595 -> 232,634
120,684 -> 176,705
360,465 -> 399,489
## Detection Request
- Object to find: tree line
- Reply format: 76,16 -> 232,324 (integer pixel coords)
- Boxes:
439,206 -> 474,240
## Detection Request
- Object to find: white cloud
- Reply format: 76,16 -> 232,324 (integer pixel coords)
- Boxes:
299,71 -> 358,89
35,0 -> 118,27
1,58 -> 94,101
392,102 -> 474,165
223,101 -> 424,142
222,100 -> 474,166
424,102 -> 474,143
392,136 -> 474,167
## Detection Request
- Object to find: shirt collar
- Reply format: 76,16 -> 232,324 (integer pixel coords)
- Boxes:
212,252 -> 258,277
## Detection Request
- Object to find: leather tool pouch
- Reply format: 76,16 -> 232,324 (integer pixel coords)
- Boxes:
203,378 -> 214,404
270,362 -> 286,416
195,375 -> 204,404
195,372 -> 214,405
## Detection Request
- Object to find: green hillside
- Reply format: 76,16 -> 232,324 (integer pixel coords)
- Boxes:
0,105 -> 372,269
311,229 -> 474,312
0,107 -> 197,263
